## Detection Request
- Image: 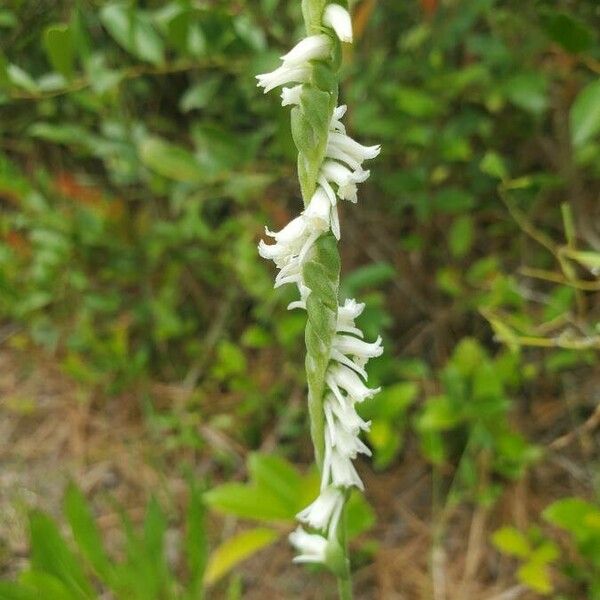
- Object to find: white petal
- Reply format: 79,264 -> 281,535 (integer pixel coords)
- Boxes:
297,487 -> 344,531
281,84 -> 303,106
281,34 -> 331,65
323,4 -> 353,43
256,65 -> 311,94
289,527 -> 327,563
334,334 -> 384,359
303,187 -> 331,231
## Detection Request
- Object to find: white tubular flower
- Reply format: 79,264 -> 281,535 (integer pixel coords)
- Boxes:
256,65 -> 311,94
331,105 -> 348,133
334,334 -> 384,360
289,527 -> 328,564
336,298 -> 365,336
297,486 -> 344,531
258,216 -> 310,266
280,34 -> 331,66
304,186 -> 333,232
327,363 -> 380,404
321,160 -> 370,203
259,194 -> 332,271
325,392 -> 371,434
331,333 -> 384,379
323,4 -> 353,44
257,35 -> 331,95
325,404 -> 372,458
326,131 -> 381,171
281,85 -> 303,106
323,429 -> 365,490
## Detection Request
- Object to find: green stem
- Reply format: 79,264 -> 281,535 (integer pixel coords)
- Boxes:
336,502 -> 353,600
338,575 -> 353,600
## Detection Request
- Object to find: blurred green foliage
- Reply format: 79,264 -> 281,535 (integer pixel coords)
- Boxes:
0,482 -> 208,600
0,0 -> 599,595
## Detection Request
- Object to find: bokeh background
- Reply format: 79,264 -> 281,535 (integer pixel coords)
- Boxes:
1,0 -> 599,598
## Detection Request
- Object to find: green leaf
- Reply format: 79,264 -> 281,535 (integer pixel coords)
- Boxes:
570,79 -> 600,148
492,526 -> 531,559
540,10 -> 595,54
360,382 -> 417,421
0,582 -> 39,600
530,541 -> 560,564
142,498 -> 168,582
449,215 -> 474,258
343,262 -> 395,294
345,492 -> 376,539
7,65 -> 38,93
185,483 -> 208,595
480,151 -> 508,180
0,10 -> 17,29
292,85 -> 334,201
303,234 -> 340,467
0,51 -> 10,87
43,24 -> 74,79
564,249 -> 600,270
28,511 -> 94,598
64,483 -> 113,582
247,453 -> 304,513
543,497 -> 599,536
367,419 -> 403,469
396,85 -> 442,118
18,573 -> 81,600
204,483 -> 294,521
204,528 -> 279,586
517,561 -> 553,595
504,72 -> 548,114
417,395 -> 462,431
179,78 -> 221,113
138,137 -> 205,183
100,3 -> 164,65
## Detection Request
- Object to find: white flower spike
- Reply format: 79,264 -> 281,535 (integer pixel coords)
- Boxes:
256,2 -> 382,578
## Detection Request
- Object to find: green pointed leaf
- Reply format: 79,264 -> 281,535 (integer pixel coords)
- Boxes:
185,483 -> 208,595
303,234 -> 340,466
540,10 -> 595,54
43,24 -> 74,78
64,483 -> 113,582
7,65 -> 38,93
570,79 -> 600,148
18,573 -> 81,600
492,526 -> 531,559
0,582 -> 39,600
100,4 -> 164,65
346,491 -> 376,539
139,137 -> 205,183
247,453 -> 304,512
292,84 -> 335,201
564,249 -> 600,270
517,561 -> 553,595
204,528 -> 279,586
28,511 -> 94,598
204,483 -> 294,521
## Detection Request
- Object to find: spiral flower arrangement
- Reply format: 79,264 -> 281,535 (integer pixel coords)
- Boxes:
256,2 -> 382,596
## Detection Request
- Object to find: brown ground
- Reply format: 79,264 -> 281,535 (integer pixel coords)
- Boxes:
0,344 -> 597,599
